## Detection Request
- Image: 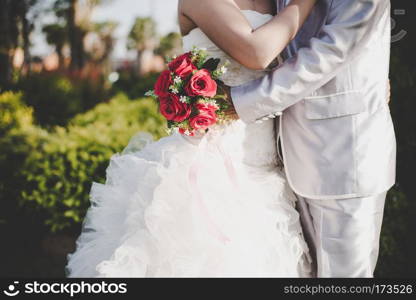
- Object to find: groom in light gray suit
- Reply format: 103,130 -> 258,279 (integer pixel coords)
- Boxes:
230,0 -> 396,277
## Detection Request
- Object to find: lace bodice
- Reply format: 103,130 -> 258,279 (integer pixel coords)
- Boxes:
182,10 -> 274,87
181,10 -> 279,168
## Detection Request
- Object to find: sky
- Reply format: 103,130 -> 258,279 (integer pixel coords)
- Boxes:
32,0 -> 180,59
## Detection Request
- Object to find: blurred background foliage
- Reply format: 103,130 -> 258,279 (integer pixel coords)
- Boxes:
15,72 -> 111,127
0,0 -> 414,277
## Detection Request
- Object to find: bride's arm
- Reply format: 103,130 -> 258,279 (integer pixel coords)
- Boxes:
180,0 -> 317,70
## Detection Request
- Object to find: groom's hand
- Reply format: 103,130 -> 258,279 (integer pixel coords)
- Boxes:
218,83 -> 239,120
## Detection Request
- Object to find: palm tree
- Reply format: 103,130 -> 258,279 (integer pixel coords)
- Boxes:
0,0 -> 14,89
90,21 -> 117,63
127,17 -> 157,76
17,0 -> 40,73
42,24 -> 67,69
0,0 -> 38,88
67,0 -> 85,70
83,21 -> 117,74
155,32 -> 183,61
53,0 -> 108,71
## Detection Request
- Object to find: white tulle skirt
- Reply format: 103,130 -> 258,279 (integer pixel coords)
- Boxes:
66,131 -> 311,277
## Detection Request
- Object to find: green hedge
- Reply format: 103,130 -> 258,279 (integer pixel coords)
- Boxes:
112,72 -> 160,99
376,187 -> 413,277
15,72 -> 111,127
0,92 -> 48,226
0,92 -> 166,232
0,91 -> 34,136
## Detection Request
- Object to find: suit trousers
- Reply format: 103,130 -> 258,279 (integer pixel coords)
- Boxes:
296,192 -> 387,277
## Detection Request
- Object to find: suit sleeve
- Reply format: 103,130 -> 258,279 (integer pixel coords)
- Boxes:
231,0 -> 391,123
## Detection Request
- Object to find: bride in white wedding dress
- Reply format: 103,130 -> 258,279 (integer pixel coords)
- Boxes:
66,0 -> 316,277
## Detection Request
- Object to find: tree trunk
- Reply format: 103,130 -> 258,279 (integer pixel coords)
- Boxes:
21,0 -> 31,74
137,50 -> 143,77
56,45 -> 65,70
0,0 -> 13,89
68,0 -> 85,71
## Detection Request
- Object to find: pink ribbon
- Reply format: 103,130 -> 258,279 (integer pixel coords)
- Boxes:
216,144 -> 240,190
187,135 -> 239,244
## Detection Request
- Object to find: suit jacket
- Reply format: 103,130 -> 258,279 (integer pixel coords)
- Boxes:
232,0 -> 396,199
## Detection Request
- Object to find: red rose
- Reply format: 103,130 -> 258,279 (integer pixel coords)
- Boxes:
185,69 -> 217,98
154,70 -> 173,97
168,53 -> 197,78
189,103 -> 218,131
159,93 -> 191,122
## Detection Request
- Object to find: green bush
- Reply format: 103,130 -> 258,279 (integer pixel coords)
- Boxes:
0,92 -> 47,225
376,46 -> 416,277
0,92 -> 34,137
18,94 -> 166,232
16,72 -> 111,127
376,187 -> 414,277
112,72 -> 160,99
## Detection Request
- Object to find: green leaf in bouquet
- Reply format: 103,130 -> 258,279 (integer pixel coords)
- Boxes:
179,95 -> 191,104
191,46 -> 209,69
211,61 -> 230,79
167,120 -> 176,128
202,58 -> 221,72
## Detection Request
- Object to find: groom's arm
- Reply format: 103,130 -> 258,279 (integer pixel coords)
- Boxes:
231,0 -> 390,123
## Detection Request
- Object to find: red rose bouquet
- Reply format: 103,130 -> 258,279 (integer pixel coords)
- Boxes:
146,47 -> 230,136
